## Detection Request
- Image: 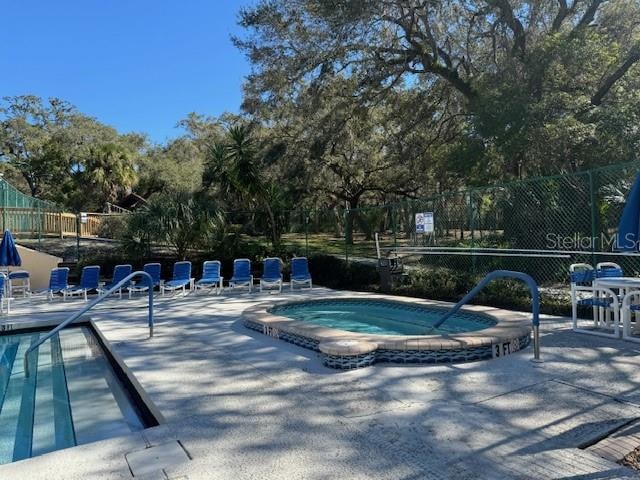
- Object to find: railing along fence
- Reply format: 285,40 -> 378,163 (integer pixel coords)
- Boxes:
0,179 -> 124,238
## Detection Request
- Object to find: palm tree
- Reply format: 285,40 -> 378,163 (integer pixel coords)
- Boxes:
84,142 -> 137,207
225,125 -> 280,246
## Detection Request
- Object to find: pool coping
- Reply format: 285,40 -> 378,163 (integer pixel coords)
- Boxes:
243,293 -> 531,350
242,293 -> 532,368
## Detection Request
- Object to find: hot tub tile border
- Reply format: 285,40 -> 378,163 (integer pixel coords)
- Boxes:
242,294 -> 532,370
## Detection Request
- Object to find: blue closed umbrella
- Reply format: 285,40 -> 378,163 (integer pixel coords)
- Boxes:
616,174 -> 640,251
0,230 -> 21,267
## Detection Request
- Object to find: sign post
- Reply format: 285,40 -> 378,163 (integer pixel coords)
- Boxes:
415,212 -> 434,245
415,212 -> 434,234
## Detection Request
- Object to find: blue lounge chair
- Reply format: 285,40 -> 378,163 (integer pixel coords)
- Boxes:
161,261 -> 193,296
65,265 -> 101,301
290,257 -> 312,290
229,259 -> 253,292
8,270 -> 30,298
97,264 -> 132,299
259,257 -> 283,293
128,263 -> 162,298
34,267 -> 70,301
195,261 -> 223,295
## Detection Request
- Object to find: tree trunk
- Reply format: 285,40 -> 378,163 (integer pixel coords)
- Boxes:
333,207 -> 343,237
354,212 -> 374,241
344,196 -> 361,246
264,202 -> 280,248
345,209 -> 354,245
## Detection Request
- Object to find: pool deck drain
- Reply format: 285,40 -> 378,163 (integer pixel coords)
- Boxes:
125,441 -> 190,478
1,288 -> 640,479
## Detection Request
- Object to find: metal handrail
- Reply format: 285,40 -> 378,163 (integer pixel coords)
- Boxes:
24,270 -> 155,377
433,270 -> 541,362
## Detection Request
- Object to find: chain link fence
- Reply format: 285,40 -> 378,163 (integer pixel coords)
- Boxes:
235,161 -> 640,288
3,161 -> 640,289
0,179 -> 62,238
345,162 -> 640,286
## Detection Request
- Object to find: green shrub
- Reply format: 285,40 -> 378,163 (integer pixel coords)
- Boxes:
308,254 -> 379,290
395,266 -> 572,315
97,215 -> 128,239
393,267 -> 475,302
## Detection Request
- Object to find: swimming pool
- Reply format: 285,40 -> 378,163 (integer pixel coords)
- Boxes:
0,325 -> 156,464
269,299 -> 496,335
244,295 -> 532,369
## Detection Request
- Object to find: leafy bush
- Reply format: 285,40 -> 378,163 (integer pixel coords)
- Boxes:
308,254 -> 379,290
303,260 -> 573,316
119,190 -> 225,259
97,214 -> 128,239
394,267 -> 475,301
395,266 -> 572,315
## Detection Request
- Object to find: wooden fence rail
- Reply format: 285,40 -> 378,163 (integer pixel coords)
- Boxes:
0,208 -> 118,238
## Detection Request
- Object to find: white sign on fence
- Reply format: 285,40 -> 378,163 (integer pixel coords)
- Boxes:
415,212 -> 434,234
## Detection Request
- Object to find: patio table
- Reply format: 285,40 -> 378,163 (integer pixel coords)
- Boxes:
594,277 -> 640,290
594,277 -> 640,334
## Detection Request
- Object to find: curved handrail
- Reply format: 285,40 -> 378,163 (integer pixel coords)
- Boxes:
433,270 -> 541,361
24,270 -> 155,377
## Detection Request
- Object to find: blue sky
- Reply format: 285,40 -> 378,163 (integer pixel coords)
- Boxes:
0,1 -> 252,144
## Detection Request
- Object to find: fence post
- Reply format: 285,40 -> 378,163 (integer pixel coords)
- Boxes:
304,209 -> 309,258
391,204 -> 398,252
344,207 -> 349,265
1,180 -> 6,232
59,212 -> 64,239
76,213 -> 81,262
469,190 -> 476,274
588,171 -> 597,266
37,204 -> 41,246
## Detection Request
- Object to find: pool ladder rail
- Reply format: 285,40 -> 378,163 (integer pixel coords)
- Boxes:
23,270 -> 155,377
434,270 -> 542,362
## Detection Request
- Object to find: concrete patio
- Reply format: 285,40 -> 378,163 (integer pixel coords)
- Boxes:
1,288 -> 640,479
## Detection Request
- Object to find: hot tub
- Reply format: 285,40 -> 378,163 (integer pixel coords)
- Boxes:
243,295 -> 531,369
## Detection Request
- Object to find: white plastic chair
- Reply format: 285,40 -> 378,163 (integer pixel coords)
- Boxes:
570,263 -> 620,338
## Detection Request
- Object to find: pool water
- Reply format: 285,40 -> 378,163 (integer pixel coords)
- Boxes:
270,299 -> 496,335
0,326 -> 149,464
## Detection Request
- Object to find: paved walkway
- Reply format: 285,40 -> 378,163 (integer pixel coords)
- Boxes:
1,288 -> 640,479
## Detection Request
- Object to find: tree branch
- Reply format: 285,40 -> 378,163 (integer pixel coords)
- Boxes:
570,0 -> 606,38
382,9 -> 476,100
592,44 -> 640,106
551,0 -> 569,31
485,0 -> 526,58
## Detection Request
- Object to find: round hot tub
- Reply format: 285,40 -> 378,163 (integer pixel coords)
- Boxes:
269,298 -> 497,336
242,295 -> 531,369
